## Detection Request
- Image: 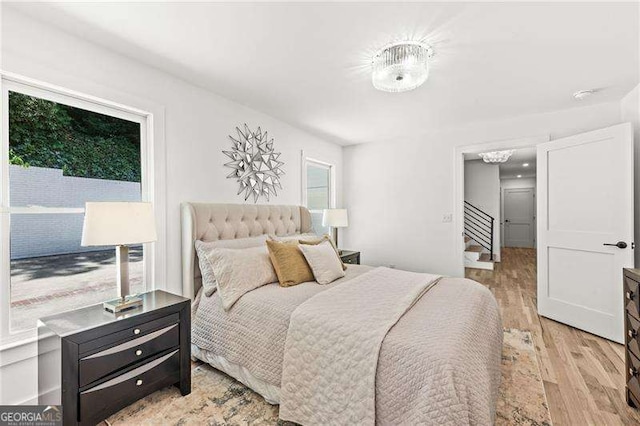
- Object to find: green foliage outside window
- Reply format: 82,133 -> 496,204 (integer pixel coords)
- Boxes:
8,92 -> 141,182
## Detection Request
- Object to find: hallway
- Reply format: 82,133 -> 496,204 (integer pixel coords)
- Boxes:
466,248 -> 640,425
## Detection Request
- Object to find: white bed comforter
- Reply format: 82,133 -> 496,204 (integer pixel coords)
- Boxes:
192,265 -> 503,425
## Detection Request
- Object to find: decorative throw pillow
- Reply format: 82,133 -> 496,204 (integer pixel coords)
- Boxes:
208,246 -> 277,311
266,239 -> 315,287
195,235 -> 269,297
299,240 -> 346,285
299,234 -> 346,270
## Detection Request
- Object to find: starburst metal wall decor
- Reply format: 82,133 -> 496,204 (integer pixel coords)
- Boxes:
223,124 -> 285,203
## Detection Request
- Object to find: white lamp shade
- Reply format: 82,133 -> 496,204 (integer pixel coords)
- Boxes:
322,209 -> 348,228
81,202 -> 157,246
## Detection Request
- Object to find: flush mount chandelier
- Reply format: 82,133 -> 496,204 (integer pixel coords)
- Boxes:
478,150 -> 515,163
223,124 -> 284,203
372,41 -> 434,93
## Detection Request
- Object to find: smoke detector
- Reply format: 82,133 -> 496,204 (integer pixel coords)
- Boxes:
573,89 -> 596,100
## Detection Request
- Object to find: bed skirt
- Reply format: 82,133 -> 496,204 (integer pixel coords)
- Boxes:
191,344 -> 281,405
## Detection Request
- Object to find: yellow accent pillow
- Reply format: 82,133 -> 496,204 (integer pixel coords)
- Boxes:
266,239 -> 315,287
299,234 -> 346,271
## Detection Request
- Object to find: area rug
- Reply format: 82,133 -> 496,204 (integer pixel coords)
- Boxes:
497,329 -> 552,426
105,329 -> 551,426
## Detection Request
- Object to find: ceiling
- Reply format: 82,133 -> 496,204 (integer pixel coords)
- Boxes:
498,148 -> 536,179
7,2 -> 639,145
464,147 -> 536,179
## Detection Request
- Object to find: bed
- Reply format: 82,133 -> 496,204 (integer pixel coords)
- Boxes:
182,202 -> 503,425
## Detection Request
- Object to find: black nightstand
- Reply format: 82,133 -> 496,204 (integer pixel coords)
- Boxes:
340,250 -> 361,265
38,290 -> 191,426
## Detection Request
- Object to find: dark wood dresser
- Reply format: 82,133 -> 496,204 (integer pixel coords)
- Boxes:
38,290 -> 191,425
625,268 -> 640,408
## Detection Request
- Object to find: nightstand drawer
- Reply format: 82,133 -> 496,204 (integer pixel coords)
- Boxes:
629,351 -> 640,381
79,313 -> 179,355
629,375 -> 640,405
343,255 -> 359,265
628,313 -> 640,360
79,349 -> 180,424
626,274 -> 640,321
629,388 -> 640,409
79,323 -> 179,387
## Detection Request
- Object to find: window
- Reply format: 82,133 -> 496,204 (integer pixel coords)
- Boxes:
1,79 -> 151,338
303,157 -> 334,235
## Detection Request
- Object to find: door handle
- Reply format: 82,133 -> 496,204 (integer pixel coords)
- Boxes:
505,219 -> 510,223
603,241 -> 627,249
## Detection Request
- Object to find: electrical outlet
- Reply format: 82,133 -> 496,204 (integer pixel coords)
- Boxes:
442,213 -> 453,223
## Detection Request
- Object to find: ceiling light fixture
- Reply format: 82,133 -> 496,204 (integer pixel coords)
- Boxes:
517,175 -> 522,178
523,163 -> 529,167
478,150 -> 515,163
372,41 -> 433,93
573,89 -> 595,100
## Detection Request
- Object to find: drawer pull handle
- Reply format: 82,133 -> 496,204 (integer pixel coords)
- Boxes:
629,329 -> 638,339
628,291 -> 635,300
135,349 -> 143,356
136,379 -> 143,386
134,328 -> 141,335
631,367 -> 638,377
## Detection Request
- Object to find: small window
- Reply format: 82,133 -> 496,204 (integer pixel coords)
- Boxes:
2,82 -> 150,335
303,158 -> 334,235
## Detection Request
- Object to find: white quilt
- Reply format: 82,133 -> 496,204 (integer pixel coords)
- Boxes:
279,267 -> 441,425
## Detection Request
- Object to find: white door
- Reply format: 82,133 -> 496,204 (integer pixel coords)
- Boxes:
504,188 -> 535,248
537,123 -> 634,343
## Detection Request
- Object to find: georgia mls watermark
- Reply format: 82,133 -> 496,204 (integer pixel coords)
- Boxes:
0,406 -> 62,426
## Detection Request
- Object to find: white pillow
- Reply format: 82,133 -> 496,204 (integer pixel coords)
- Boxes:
269,233 -> 318,243
209,246 -> 278,310
298,240 -> 346,285
195,235 -> 269,297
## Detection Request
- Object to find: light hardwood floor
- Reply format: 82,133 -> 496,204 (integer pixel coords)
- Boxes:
466,247 -> 640,425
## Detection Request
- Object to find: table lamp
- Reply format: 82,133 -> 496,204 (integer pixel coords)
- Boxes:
322,208 -> 348,249
81,202 -> 157,313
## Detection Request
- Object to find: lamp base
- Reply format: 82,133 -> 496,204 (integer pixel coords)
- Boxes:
103,295 -> 143,314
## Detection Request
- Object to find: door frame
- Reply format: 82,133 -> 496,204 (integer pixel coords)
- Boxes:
453,135 -> 549,277
502,187 -> 536,248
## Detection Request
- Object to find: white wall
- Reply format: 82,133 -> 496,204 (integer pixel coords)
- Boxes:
500,177 -> 536,247
622,84 -> 640,266
0,7 -> 343,405
501,177 -> 536,190
343,101 -> 623,275
464,160 -> 500,261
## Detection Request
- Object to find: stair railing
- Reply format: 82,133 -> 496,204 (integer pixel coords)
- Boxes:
464,201 -> 494,261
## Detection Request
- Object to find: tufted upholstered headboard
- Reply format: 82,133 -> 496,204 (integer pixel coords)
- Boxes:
181,203 -> 313,299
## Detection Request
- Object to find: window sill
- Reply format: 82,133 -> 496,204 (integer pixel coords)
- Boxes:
0,329 -> 38,353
